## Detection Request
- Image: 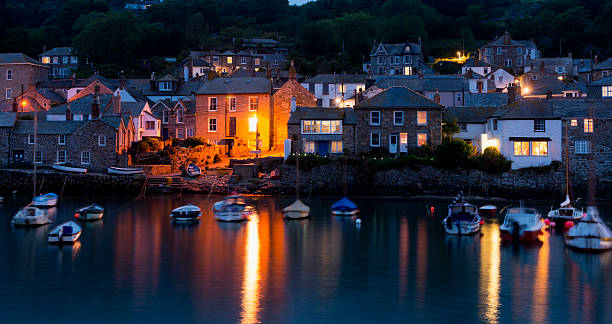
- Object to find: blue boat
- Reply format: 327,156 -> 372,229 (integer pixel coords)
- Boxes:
32,193 -> 58,208
331,197 -> 359,216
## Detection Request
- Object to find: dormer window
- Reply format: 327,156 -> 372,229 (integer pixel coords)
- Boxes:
159,81 -> 172,91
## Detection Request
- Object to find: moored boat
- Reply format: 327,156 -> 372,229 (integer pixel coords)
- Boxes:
442,193 -> 481,235
564,206 -> 612,252
283,199 -> 310,219
52,163 -> 87,173
186,163 -> 201,177
214,195 -> 253,222
331,197 -> 359,216
107,167 -> 144,175
74,204 -> 104,221
500,207 -> 544,242
48,221 -> 82,244
32,193 -> 58,207
12,206 -> 51,226
170,204 -> 202,221
479,204 -> 497,217
547,195 -> 583,227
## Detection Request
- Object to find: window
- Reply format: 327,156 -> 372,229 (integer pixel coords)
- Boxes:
81,151 -> 90,165
486,48 -> 491,56
377,56 -> 385,64
146,121 -> 155,130
254,58 -> 261,65
227,56 -> 233,64
209,97 -> 217,111
532,74 -> 538,81
532,141 -> 548,156
513,141 -> 530,156
273,59 -> 279,66
28,135 -> 35,144
176,128 -> 185,139
370,111 -> 380,126
212,56 -> 219,62
584,119 -> 593,133
484,67 -> 489,74
493,119 -> 498,130
6,69 -> 12,80
229,97 -> 236,111
504,58 -> 512,67
517,47 -> 523,55
534,119 -> 545,132
177,110 -> 184,124
496,47 -> 502,55
304,141 -> 315,153
159,81 -> 172,91
98,135 -> 106,146
570,119 -> 578,127
58,135 -> 65,145
378,67 -> 385,75
186,128 -> 194,137
575,141 -> 590,154
162,110 -> 168,124
42,56 -> 50,64
5,88 -> 12,99
456,93 -> 462,102
34,151 -> 42,164
208,139 -> 218,145
70,56 -> 78,64
404,56 -> 412,64
62,56 -> 68,64
417,111 -> 427,125
460,123 -> 468,132
301,120 -> 342,134
370,133 -> 381,147
394,111 -> 403,125
249,97 -> 258,111
557,66 -> 565,73
602,86 -> 612,97
404,67 -> 412,75
517,58 -> 523,66
208,118 -> 217,132
52,56 -> 58,64
57,151 -> 66,163
394,56 -> 401,64
241,57 -> 247,65
322,83 -> 330,95
603,71 -> 609,78
330,141 -> 342,153
417,133 -> 427,147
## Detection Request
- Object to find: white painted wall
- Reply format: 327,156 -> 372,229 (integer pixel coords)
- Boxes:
461,66 -> 491,76
492,69 -> 515,90
455,123 -> 486,152
301,82 -> 365,107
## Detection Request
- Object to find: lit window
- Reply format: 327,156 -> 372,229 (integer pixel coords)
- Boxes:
209,97 -> 217,111
570,119 -> 577,127
58,135 -> 65,145
34,151 -> 42,164
254,58 -> 261,65
417,133 -> 427,147
146,121 -> 156,130
227,56 -> 233,64
513,141 -> 530,156
249,117 -> 258,133
162,110 -> 168,124
532,141 -> 548,156
575,141 -> 590,154
6,69 -> 12,80
602,86 -> 612,97
394,111 -> 403,125
304,141 -> 315,153
403,67 -> 412,75
534,119 -> 545,132
81,152 -> 90,165
57,151 -> 66,163
98,135 -> 106,146
331,141 -> 343,153
417,111 -> 427,125
241,57 -> 247,64
584,119 -> 593,133
208,118 -> 217,132
229,97 -> 236,111
177,110 -> 184,123
42,56 -> 50,64
249,97 -> 258,111
176,128 -> 185,139
370,111 -> 380,126
370,133 -> 381,147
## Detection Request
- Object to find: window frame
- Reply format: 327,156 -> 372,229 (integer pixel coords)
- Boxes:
58,135 -> 66,145
5,88 -> 12,100
584,118 -> 594,133
176,128 -> 185,139
370,132 -> 381,147
370,111 -> 381,126
145,121 -> 156,130
460,123 -> 468,132
602,86 -> 612,98
241,57 -> 247,65
162,110 -> 169,124
28,135 -> 35,145
513,141 -> 530,156
531,141 -> 548,156
229,97 -> 236,111
534,119 -> 545,132
417,111 -> 427,126
177,109 -> 184,124
209,97 -> 217,111
186,128 -> 194,137
393,111 -> 404,126
417,133 -> 427,147
158,81 -> 172,91
56,150 -> 67,164
98,135 -> 107,146
208,118 -> 217,132
81,151 -> 90,165
34,151 -> 42,164
6,69 -> 12,80
249,97 -> 258,111
331,141 -> 343,153
304,141 -> 315,153
575,140 -> 590,154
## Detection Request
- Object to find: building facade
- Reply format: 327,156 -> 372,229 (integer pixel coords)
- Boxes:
301,74 -> 366,108
38,47 -> 84,79
369,41 -> 424,76
478,31 -> 538,74
287,107 -> 356,155
0,53 -> 48,108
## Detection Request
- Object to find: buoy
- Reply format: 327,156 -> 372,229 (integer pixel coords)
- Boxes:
479,220 -> 485,225
356,218 -> 362,224
565,221 -> 575,230
544,219 -> 550,225
430,206 -> 435,215
550,221 -> 556,227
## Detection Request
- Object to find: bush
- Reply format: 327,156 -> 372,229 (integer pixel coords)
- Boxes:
472,147 -> 512,173
358,146 -> 391,159
213,154 -> 222,163
367,154 -> 434,171
131,137 -> 162,154
179,137 -> 209,148
286,153 -> 334,171
434,138 -> 475,169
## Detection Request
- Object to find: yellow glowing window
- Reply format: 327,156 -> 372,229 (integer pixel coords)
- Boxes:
248,116 -> 258,133
532,141 -> 548,156
331,141 -> 342,153
42,56 -> 50,64
417,133 -> 427,147
570,119 -> 577,127
584,119 -> 593,133
304,141 -> 315,153
513,141 -> 530,156
227,56 -> 233,64
417,111 -> 427,125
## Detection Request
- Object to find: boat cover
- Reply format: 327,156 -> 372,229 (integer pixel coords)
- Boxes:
331,197 -> 358,211
283,199 -> 310,213
567,207 -> 612,239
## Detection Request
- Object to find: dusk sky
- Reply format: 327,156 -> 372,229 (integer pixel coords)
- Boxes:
289,0 -> 312,5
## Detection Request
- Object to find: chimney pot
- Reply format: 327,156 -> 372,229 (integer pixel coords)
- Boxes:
112,94 -> 121,115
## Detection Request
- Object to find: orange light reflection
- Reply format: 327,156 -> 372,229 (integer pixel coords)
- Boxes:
240,214 -> 261,324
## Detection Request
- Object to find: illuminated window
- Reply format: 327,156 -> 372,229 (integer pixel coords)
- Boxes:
417,111 -> 427,125
370,133 -> 380,147
602,86 -> 612,97
304,141 -> 315,153
254,58 -> 261,65
404,67 -> 412,75
575,141 -> 590,154
34,151 -> 42,164
301,120 -> 341,134
227,56 -> 233,64
570,119 -> 577,127
249,116 -> 258,133
370,111 -> 380,125
417,133 -> 427,147
229,97 -> 236,111
394,111 -> 403,125
81,151 -> 90,165
532,141 -> 548,156
209,97 -> 217,111
513,141 -> 530,156
208,118 -> 217,132
249,97 -> 258,111
584,119 -> 593,133
331,141 -> 342,153
41,56 -> 50,64
57,151 -> 66,163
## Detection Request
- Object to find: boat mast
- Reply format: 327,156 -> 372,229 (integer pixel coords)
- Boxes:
296,154 -> 300,201
565,121 -> 571,201
33,109 -> 37,198
587,101 -> 596,206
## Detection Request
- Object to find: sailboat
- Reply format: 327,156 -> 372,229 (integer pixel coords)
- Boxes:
331,153 -> 359,216
283,154 -> 310,219
564,206 -> 612,251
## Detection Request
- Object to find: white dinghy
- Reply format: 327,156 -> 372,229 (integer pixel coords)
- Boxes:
12,206 -> 51,226
108,167 -> 144,175
564,207 -> 612,252
32,193 -> 58,207
283,199 -> 310,219
48,221 -> 82,244
52,163 -> 87,173
170,204 -> 202,222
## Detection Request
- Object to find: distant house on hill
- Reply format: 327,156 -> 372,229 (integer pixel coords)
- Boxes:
478,31 -> 539,74
38,47 -> 85,80
369,41 -> 424,77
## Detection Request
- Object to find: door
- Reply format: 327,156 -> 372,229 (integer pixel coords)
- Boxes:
229,117 -> 236,137
389,134 -> 398,154
317,141 -> 329,156
162,128 -> 168,140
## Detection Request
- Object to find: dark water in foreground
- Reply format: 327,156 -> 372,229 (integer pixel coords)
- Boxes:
0,194 -> 610,324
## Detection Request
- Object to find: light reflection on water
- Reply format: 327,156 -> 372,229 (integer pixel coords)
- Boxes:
0,195 -> 610,323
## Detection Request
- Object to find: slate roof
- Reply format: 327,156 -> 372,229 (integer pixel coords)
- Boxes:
157,74 -> 178,82
75,74 -> 118,89
115,102 -> 149,118
356,86 -> 442,109
240,38 -> 280,45
36,89 -> 66,102
0,112 -> 17,127
287,107 -> 357,125
37,79 -> 80,89
594,58 -> 612,70
591,76 -> 612,85
13,119 -> 86,135
551,99 -> 612,119
494,99 -> 558,120
573,58 -> 593,73
48,94 -> 113,115
40,47 -> 77,57
443,107 -> 498,123
370,42 -> 422,56
176,80 -> 205,96
464,93 -> 508,107
464,57 -> 491,67
484,36 -> 536,48
528,79 -> 587,95
375,75 -> 469,92
303,74 -> 368,84
0,53 -> 44,66
196,77 -> 270,94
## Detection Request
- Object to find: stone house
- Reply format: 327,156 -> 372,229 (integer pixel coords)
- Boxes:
354,86 -> 443,154
0,53 -> 48,108
592,58 -> 612,81
287,106 -> 356,155
300,74 -> 366,107
443,107 -> 498,153
150,98 -> 197,140
271,63 -> 317,149
186,47 -> 287,75
18,86 -> 65,111
587,76 -> 612,99
195,77 -> 272,154
478,31 -> 538,74
38,47 -> 85,80
0,112 -> 16,167
369,41 -> 424,76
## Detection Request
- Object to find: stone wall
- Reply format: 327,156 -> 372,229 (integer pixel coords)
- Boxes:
165,145 -> 223,170
0,128 -> 9,167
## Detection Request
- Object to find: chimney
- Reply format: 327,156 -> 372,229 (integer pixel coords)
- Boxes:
119,70 -> 126,90
507,83 -> 517,104
66,103 -> 72,121
289,60 -> 296,80
150,72 -> 156,91
112,93 -> 121,115
504,30 -> 511,45
91,85 -> 100,119
539,61 -> 545,72
594,55 -> 598,66
266,63 -> 271,79
12,99 -> 18,112
290,96 -> 296,112
546,90 -> 552,99
433,88 -> 440,104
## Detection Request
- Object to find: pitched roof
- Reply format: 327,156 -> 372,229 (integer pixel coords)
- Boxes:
551,99 -> 612,119
464,93 -> 509,107
594,58 -> 612,70
0,112 -> 17,127
528,79 -> 587,95
303,74 -> 368,84
464,57 -> 491,67
495,99 -> 558,119
75,74 -> 118,89
48,94 -> 113,115
196,77 -> 270,94
35,89 -> 66,102
370,42 -> 422,56
591,75 -> 612,85
0,53 -> 45,66
40,47 -> 77,57
287,107 -> 357,125
118,101 -> 149,117
484,36 -> 536,48
356,86 -> 442,109
13,119 -> 86,135
375,75 -> 469,92
443,107 -> 498,123
157,74 -> 178,82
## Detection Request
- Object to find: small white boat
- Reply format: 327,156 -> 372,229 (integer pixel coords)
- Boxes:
32,193 -> 58,207
48,221 -> 82,244
500,207 -> 544,243
442,193 -> 482,235
565,206 -> 612,252
214,195 -> 253,222
171,204 -> 202,221
283,199 -> 310,219
186,163 -> 201,177
479,205 -> 497,217
74,204 -> 104,221
107,167 -> 144,175
212,194 -> 243,213
52,163 -> 87,173
12,206 -> 51,226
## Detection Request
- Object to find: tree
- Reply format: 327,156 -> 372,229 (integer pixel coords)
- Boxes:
442,120 -> 460,139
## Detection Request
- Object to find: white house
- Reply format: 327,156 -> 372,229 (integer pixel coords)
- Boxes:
444,107 -> 498,152
492,68 -> 515,91
301,74 -> 367,107
461,58 -> 493,77
114,99 -> 159,140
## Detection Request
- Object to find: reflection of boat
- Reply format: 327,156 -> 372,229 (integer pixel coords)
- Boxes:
214,196 -> 253,222
32,193 -> 58,207
12,206 -> 51,226
331,197 -> 359,216
442,193 -> 481,235
479,205 -> 497,217
186,163 -> 201,177
500,207 -> 543,242
52,163 -> 87,173
107,167 -> 144,175
170,204 -> 202,221
283,199 -> 310,219
48,221 -> 82,244
565,206 -> 612,252
74,205 -> 104,221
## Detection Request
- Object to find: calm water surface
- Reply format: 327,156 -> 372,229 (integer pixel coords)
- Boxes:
0,194 -> 610,324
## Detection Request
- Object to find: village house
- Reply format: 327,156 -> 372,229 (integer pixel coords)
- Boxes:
592,58 -> 612,81
38,47 -> 85,80
150,98 -> 197,140
300,74 -> 366,107
0,53 -> 48,110
461,58 -> 493,77
478,31 -> 539,74
574,58 -> 594,82
353,86 -> 443,154
186,47 -> 287,75
287,106 -> 356,155
195,77 -> 272,154
125,73 -> 202,103
16,85 -> 65,111
0,112 -> 16,167
370,75 -> 471,107
463,92 -> 510,107
587,76 -> 612,98
443,107 -> 498,152
519,79 -> 586,99
369,41 -> 425,76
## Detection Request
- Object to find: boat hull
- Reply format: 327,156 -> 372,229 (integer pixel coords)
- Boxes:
48,231 -> 81,244
331,209 -> 359,216
500,229 -> 542,242
52,164 -> 87,173
107,167 -> 144,175
32,193 -> 58,207
283,210 -> 309,219
12,216 -> 50,226
443,222 -> 481,235
565,236 -> 612,252
76,211 -> 103,221
215,212 -> 250,222
171,211 -> 201,222
479,206 -> 497,217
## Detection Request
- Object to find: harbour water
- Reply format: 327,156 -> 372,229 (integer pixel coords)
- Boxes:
0,194 -> 610,323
